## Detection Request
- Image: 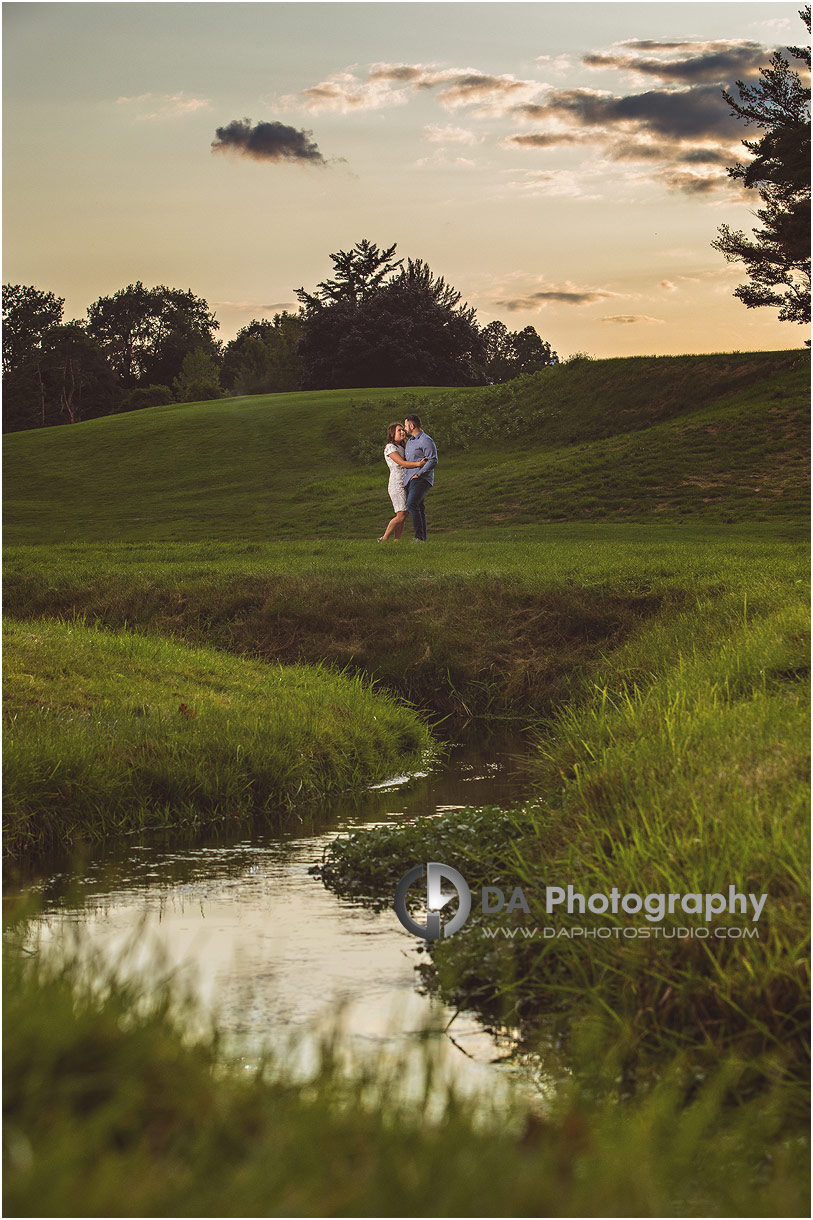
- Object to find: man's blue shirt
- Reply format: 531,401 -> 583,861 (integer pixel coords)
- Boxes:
404,430 -> 437,486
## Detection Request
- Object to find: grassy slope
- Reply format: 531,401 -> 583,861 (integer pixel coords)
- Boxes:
3,350 -> 808,544
3,618 -> 431,860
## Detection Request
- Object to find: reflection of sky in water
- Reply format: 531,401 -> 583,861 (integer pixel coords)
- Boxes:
25,739 -> 561,1108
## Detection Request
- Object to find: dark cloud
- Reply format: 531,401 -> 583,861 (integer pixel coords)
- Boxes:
212,118 -> 328,164
582,39 -> 766,83
515,85 -> 738,141
497,289 -> 618,310
658,168 -> 721,194
609,140 -> 730,165
503,131 -> 589,149
676,146 -> 730,165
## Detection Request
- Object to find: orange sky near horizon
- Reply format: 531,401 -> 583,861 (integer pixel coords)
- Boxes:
3,1 -> 809,360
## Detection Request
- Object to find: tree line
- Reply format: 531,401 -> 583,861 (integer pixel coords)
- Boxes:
1,248 -> 558,432
3,14 -> 809,433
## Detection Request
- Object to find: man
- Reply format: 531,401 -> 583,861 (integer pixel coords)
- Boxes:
403,413 -> 437,542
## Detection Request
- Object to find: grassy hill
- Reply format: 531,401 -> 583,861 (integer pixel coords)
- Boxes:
3,350 -> 808,544
4,352 -> 810,1213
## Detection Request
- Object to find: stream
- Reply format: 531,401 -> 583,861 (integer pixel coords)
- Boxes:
19,737 -> 558,1108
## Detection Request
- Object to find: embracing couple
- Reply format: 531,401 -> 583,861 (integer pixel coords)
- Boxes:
378,414 -> 438,543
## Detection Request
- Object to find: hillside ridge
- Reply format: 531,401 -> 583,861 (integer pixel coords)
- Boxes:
3,349 -> 808,542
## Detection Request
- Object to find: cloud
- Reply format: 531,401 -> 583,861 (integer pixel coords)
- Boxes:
496,284 -> 622,310
515,84 -> 740,141
432,71 -> 540,111
212,300 -> 296,312
505,70 -> 749,196
535,54 -> 574,73
288,62 -> 541,115
423,123 -> 481,145
211,119 -> 329,165
502,130 -> 592,149
499,168 -> 603,200
748,18 -> 795,33
117,91 -> 211,120
415,152 -> 477,168
660,280 -> 678,292
656,167 -> 723,194
288,71 -> 411,113
601,314 -> 665,324
582,39 -> 767,83
608,139 -> 732,164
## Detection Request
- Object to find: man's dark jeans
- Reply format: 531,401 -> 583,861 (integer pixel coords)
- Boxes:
405,476 -> 431,540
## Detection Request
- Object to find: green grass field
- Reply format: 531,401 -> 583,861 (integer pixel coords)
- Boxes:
3,618 -> 431,860
3,350 -> 808,544
3,350 -> 809,1215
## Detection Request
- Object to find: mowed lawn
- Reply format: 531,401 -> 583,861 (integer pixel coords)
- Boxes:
3,350 -> 808,544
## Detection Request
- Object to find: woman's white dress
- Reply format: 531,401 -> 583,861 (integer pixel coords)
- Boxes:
384,443 -> 408,513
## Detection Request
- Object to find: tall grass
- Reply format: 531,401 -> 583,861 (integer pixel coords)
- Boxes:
3,926 -> 808,1217
321,573 -> 810,1083
3,618 -> 432,860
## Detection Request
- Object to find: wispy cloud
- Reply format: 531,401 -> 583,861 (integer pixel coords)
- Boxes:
502,130 -> 592,150
498,168 -> 603,200
285,62 -> 542,115
117,91 -> 211,120
278,38 -> 777,198
601,314 -> 665,324
211,119 -> 330,165
415,152 -> 477,168
212,300 -> 296,313
495,282 -> 623,311
286,71 -> 412,114
423,124 -> 482,145
748,17 -> 795,34
535,54 -> 574,74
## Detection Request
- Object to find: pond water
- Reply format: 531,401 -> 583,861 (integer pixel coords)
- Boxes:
21,737 -> 559,1107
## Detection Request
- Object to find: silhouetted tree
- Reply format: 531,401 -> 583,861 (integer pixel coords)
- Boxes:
3,323 -> 121,432
2,284 -> 64,375
86,282 -> 220,386
712,7 -> 811,326
221,312 -> 304,394
297,244 -> 484,388
296,239 -> 402,309
481,321 -> 558,382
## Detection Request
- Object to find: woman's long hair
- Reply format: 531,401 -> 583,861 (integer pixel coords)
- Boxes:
385,422 -> 403,445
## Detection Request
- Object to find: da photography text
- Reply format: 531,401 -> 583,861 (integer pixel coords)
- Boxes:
393,862 -> 768,941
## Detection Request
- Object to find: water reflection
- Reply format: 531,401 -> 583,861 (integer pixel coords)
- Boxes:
22,737 -> 557,1105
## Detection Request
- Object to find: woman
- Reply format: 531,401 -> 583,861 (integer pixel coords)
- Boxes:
378,422 -> 426,541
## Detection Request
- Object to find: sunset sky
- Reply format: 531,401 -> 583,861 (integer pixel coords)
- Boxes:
3,1 -> 809,359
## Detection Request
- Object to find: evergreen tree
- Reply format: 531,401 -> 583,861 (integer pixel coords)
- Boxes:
712,7 -> 811,327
